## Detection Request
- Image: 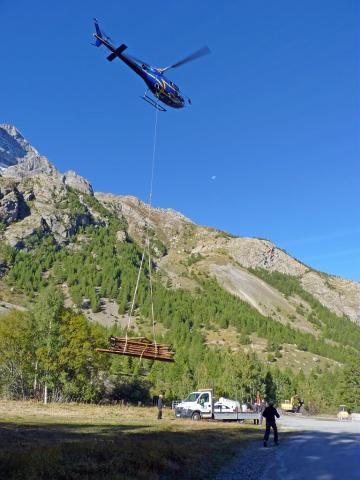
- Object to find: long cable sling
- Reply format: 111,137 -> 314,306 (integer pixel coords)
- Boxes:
146,101 -> 159,353
96,101 -> 174,362
123,101 -> 159,354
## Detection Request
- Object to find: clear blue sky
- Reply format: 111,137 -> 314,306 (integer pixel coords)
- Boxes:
1,0 -> 359,281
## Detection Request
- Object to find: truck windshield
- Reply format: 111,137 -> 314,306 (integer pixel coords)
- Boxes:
185,393 -> 200,402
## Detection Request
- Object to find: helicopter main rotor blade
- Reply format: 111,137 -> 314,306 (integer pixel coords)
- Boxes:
159,46 -> 210,73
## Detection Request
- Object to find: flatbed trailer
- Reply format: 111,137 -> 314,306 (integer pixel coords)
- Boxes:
213,411 -> 262,422
175,407 -> 262,422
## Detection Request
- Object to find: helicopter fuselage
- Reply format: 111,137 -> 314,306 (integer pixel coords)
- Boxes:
121,55 -> 185,109
141,67 -> 185,109
94,34 -> 186,109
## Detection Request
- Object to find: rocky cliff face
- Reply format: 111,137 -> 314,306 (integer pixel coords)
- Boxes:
0,124 -> 359,325
62,170 -> 94,195
95,192 -> 194,246
0,126 -> 99,246
0,174 -> 104,248
0,124 -> 92,193
0,124 -> 54,176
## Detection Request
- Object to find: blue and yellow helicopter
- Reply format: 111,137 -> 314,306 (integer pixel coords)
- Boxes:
92,19 -> 210,112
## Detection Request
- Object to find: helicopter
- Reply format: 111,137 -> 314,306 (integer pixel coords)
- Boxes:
92,19 -> 210,112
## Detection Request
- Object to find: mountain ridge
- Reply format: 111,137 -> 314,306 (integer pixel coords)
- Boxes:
0,124 -> 359,328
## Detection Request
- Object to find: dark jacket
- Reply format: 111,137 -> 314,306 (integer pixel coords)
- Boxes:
262,405 -> 280,424
157,397 -> 163,409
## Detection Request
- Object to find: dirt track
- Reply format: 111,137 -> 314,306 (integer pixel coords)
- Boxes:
217,415 -> 360,480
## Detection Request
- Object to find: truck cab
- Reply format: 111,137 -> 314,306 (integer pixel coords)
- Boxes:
175,389 -> 213,420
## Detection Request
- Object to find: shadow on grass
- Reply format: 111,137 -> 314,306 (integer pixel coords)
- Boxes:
0,420 -> 260,480
0,422 -> 148,443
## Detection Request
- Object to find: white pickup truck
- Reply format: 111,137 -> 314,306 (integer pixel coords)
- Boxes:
175,388 -> 262,422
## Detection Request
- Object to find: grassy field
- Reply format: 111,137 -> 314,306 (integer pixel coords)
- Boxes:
0,401 -> 261,480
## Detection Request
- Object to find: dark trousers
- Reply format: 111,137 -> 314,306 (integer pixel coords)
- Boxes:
157,408 -> 162,420
264,422 -> 278,443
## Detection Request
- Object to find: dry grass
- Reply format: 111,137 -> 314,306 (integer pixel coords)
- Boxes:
0,401 -> 261,480
0,280 -> 28,309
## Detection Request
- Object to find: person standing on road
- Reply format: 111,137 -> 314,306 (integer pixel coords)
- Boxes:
262,401 -> 280,447
253,392 -> 262,425
253,402 -> 260,425
157,394 -> 163,420
260,400 -> 266,425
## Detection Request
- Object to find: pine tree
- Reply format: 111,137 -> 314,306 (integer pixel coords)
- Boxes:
337,361 -> 360,412
0,311 -> 34,399
32,287 -> 64,403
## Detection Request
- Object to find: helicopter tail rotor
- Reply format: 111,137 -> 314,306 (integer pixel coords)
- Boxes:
92,18 -> 114,47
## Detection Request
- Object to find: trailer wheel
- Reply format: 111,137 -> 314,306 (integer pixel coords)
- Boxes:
192,412 -> 201,421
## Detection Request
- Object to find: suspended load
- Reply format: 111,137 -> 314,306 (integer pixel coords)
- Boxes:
96,336 -> 175,363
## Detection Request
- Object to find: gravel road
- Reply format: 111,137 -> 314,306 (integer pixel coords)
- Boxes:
216,416 -> 360,480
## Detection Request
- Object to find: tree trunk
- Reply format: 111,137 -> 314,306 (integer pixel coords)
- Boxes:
33,361 -> 38,395
44,383 -> 48,404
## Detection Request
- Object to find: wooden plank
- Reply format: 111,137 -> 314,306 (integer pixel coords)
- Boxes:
105,341 -> 171,350
98,346 -> 173,355
110,337 -> 171,348
108,348 -> 173,358
109,343 -> 171,352
97,335 -> 175,363
95,348 -> 175,362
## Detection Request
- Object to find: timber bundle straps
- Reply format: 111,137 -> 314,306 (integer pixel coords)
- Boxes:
96,336 -> 175,363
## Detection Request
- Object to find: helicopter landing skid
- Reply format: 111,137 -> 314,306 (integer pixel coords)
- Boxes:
141,93 -> 166,112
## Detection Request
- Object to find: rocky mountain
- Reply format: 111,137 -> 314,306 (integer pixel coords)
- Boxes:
0,123 -> 92,187
0,124 -> 359,335
0,124 -> 54,176
96,194 -> 360,325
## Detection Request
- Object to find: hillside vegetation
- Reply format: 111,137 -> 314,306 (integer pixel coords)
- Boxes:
1,124 -> 359,412
1,188 -> 360,413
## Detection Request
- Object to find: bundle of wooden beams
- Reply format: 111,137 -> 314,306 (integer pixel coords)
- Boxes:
96,336 -> 175,363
